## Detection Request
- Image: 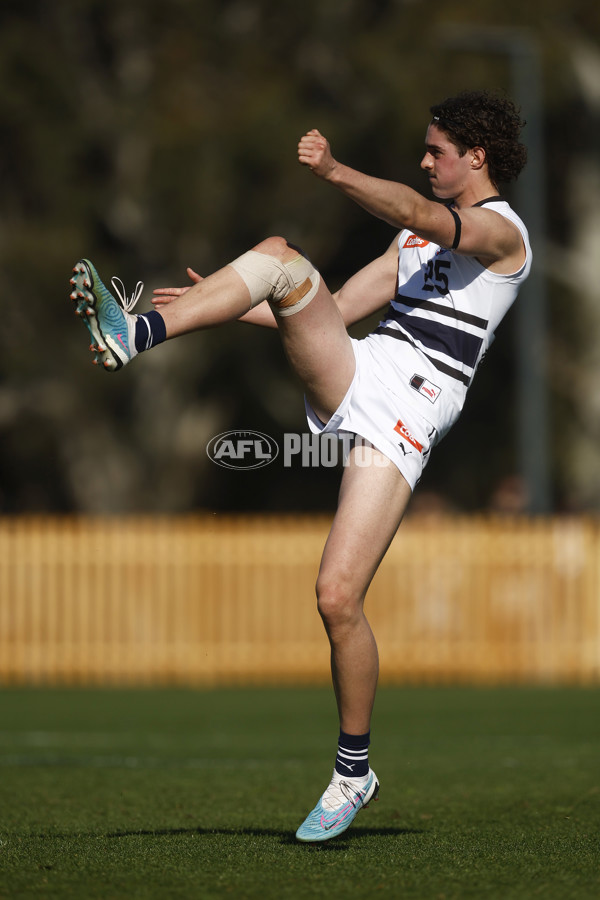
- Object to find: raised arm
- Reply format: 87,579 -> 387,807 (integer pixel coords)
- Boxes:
298,129 -> 525,274
299,130 -> 447,235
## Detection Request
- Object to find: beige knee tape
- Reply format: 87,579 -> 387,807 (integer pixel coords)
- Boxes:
228,250 -> 320,317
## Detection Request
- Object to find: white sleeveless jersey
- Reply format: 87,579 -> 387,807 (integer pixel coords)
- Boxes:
363,198 -> 532,440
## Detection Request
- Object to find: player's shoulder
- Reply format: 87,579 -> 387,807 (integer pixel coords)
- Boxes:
460,198 -> 530,272
470,197 -> 527,234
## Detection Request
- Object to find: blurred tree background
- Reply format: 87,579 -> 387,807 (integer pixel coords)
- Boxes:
1,0 -> 599,514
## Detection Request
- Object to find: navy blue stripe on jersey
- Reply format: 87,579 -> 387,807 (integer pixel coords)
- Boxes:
386,314 -> 483,370
372,326 -> 472,386
392,295 -> 489,329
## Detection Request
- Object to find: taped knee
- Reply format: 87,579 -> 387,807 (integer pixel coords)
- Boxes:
228,250 -> 320,317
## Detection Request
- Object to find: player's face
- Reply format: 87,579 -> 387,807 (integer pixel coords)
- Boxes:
420,124 -> 473,201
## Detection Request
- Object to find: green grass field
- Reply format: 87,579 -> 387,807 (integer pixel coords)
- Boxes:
0,686 -> 598,899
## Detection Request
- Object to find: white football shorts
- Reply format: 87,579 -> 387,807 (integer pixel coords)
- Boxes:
304,337 -> 438,491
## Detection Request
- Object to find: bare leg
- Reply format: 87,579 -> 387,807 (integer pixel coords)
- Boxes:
157,264 -> 256,334
157,238 -> 407,732
316,444 -> 412,733
157,237 -> 356,424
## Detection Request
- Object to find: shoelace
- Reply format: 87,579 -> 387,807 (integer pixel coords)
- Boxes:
111,276 -> 144,312
321,776 -> 364,812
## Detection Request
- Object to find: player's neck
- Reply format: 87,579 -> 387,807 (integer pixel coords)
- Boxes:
452,178 -> 498,210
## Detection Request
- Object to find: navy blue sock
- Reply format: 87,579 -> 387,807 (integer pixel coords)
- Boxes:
335,730 -> 370,778
134,310 -> 167,353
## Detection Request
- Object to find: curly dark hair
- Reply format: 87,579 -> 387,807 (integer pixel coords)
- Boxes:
429,90 -> 527,187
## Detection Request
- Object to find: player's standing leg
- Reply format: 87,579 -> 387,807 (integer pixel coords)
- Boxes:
295,443 -> 412,842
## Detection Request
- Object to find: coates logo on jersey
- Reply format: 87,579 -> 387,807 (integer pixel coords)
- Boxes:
403,234 -> 429,249
207,430 -> 279,470
393,418 -> 423,453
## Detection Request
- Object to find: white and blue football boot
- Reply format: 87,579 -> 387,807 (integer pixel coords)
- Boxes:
70,259 -> 143,371
296,768 -> 379,842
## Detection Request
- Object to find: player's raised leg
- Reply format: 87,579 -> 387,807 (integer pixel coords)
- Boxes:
70,237 -> 356,427
70,256 -> 260,372
296,443 -> 412,842
148,235 -> 357,422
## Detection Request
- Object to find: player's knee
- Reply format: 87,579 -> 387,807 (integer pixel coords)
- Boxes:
251,235 -> 291,260
316,576 -> 361,631
228,237 -> 321,316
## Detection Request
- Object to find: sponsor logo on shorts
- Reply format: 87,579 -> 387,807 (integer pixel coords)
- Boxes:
403,234 -> 429,249
409,374 -> 441,404
393,418 -> 423,453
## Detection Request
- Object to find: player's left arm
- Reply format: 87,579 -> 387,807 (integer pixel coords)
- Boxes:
152,268 -> 204,306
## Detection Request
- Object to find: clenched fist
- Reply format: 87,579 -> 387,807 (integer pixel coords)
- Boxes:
297,129 -> 338,179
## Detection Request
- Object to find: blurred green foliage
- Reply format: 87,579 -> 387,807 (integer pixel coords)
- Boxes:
1,0 -> 599,513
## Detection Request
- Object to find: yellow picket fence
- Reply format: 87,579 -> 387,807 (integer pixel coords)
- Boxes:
0,514 -> 599,685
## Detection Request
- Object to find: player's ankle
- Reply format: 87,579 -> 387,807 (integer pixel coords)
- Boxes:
334,729 -> 370,778
134,310 -> 167,353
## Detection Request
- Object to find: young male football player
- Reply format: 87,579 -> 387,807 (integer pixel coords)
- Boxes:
70,90 -> 531,842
